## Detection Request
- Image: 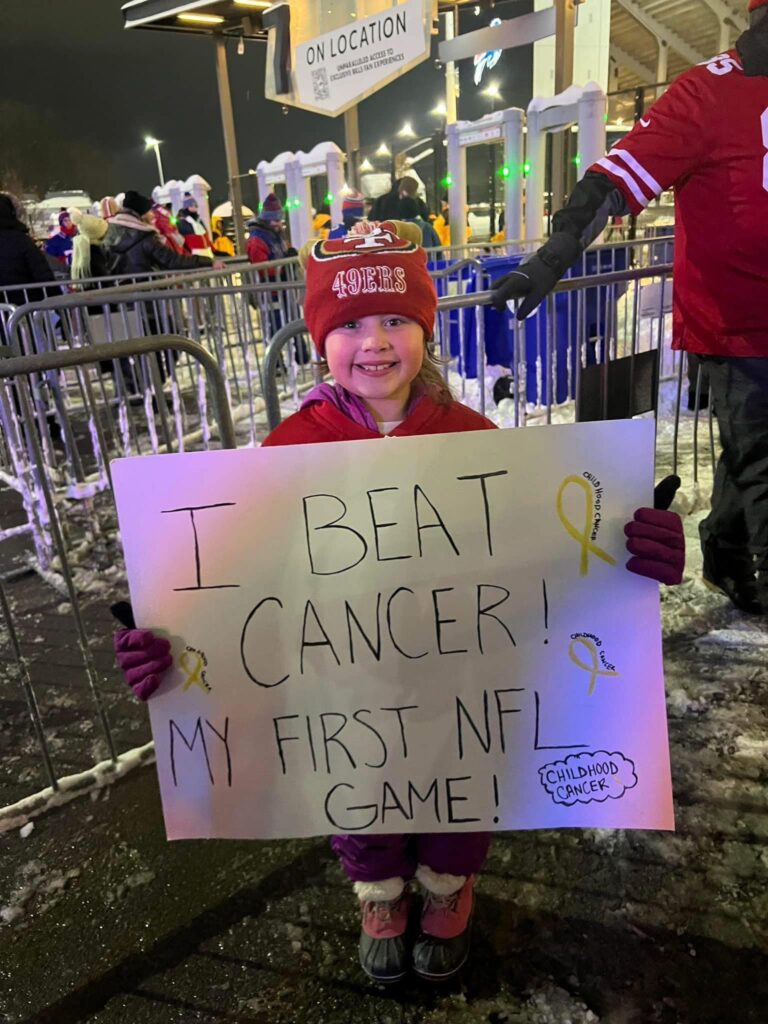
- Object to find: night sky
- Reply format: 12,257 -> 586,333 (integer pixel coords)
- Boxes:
0,0 -> 533,209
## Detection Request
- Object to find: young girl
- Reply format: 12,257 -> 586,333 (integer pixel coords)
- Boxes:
115,221 -> 685,985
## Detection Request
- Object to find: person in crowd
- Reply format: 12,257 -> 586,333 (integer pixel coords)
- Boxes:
397,195 -> 441,249
102,191 -> 218,275
113,221 -> 685,986
431,196 -> 451,247
0,191 -> 54,295
246,192 -> 302,357
177,195 -> 213,258
99,197 -> 119,220
327,190 -> 367,239
211,216 -> 236,257
45,210 -> 77,267
311,204 -> 332,240
491,0 -> 768,616
490,209 -> 505,244
370,176 -> 429,222
69,209 -> 109,280
246,193 -> 295,263
152,201 -> 186,256
431,196 -> 472,248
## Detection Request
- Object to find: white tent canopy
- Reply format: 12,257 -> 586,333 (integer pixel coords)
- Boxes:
211,201 -> 254,219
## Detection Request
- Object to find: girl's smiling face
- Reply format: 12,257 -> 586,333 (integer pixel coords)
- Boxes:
323,313 -> 425,424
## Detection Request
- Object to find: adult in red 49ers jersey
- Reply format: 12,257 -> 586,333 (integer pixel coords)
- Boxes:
493,0 -> 768,615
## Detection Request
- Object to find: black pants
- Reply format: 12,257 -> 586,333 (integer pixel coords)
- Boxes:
699,356 -> 768,574
686,353 -> 710,401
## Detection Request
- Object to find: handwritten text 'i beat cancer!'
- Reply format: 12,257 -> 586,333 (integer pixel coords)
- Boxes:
112,421 -> 674,839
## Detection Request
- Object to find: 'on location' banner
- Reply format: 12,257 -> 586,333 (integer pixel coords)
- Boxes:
112,421 -> 674,840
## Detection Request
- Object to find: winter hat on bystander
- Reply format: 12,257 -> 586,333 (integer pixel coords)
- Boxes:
99,196 -> 119,219
302,220 -> 437,357
748,0 -> 768,11
69,209 -> 108,243
259,192 -> 284,222
122,191 -> 153,217
69,209 -> 109,279
342,190 -> 365,220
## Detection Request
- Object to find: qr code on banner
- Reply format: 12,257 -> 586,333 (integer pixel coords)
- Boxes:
311,67 -> 329,101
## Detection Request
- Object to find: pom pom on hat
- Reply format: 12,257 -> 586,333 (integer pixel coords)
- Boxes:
342,190 -> 365,217
122,191 -> 153,217
748,0 -> 768,10
302,220 -> 437,358
260,192 -> 284,222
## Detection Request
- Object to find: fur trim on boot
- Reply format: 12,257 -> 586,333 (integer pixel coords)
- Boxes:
416,865 -> 466,897
353,877 -> 406,903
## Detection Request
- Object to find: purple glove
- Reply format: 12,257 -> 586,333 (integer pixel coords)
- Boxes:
114,629 -> 173,701
624,508 -> 685,586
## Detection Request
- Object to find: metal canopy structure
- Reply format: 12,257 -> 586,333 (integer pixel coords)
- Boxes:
121,0 -> 477,34
610,0 -> 748,90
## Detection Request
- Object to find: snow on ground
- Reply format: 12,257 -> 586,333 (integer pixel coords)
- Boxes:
1,346 -> 766,1021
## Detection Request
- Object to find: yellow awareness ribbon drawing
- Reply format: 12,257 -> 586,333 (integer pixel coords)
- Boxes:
569,636 -> 619,697
179,650 -> 210,693
556,475 -> 617,576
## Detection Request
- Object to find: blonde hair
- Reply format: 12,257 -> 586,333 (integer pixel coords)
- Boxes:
418,337 -> 453,404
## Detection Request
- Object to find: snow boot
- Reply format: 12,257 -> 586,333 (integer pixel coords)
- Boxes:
701,538 -> 762,615
355,879 -> 411,984
412,868 -> 474,982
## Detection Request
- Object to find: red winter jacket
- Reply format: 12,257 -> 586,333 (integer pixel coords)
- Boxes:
261,394 -> 496,447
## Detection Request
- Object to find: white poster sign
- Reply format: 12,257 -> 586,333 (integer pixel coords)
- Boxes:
112,421 -> 674,840
265,0 -> 435,117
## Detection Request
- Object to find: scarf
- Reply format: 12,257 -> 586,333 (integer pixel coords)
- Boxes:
300,381 -> 425,432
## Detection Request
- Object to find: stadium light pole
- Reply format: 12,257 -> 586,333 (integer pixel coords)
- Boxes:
144,136 -> 165,186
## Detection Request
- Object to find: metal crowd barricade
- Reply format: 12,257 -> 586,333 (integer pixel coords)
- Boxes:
1,274 -> 317,573
261,260 -> 712,488
0,337 -> 235,800
0,256 -> 303,309
0,317 -> 240,571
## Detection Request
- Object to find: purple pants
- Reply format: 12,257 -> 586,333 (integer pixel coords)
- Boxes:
331,832 -> 491,883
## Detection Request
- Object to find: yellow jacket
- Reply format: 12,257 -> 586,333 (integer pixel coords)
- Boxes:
312,212 -> 331,240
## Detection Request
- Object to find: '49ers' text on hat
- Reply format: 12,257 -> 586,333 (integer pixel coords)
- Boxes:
302,222 -> 437,357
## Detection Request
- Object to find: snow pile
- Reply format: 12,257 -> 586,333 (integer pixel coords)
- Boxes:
0,860 -> 81,927
0,742 -> 155,836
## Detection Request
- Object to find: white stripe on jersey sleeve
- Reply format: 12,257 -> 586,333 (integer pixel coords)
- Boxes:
608,148 -> 663,199
595,157 -> 651,209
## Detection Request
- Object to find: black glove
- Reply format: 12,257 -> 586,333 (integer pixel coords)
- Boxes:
491,232 -> 581,319
653,475 -> 681,511
284,246 -> 298,258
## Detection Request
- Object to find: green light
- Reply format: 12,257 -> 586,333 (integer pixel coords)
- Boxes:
325,192 -> 334,204
522,161 -> 531,176
499,164 -> 511,179
441,174 -> 453,188
572,154 -> 582,167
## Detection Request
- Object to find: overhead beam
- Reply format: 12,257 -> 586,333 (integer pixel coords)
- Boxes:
699,0 -> 748,38
615,0 -> 707,67
610,43 -> 655,84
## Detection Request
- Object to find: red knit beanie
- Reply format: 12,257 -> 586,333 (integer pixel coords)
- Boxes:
303,221 -> 437,357
749,0 -> 768,11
